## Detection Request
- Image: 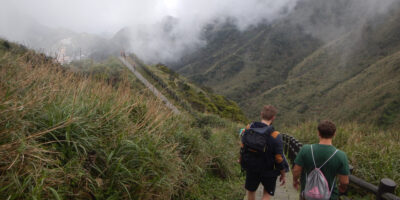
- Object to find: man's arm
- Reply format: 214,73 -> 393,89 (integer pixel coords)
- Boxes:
338,174 -> 349,193
337,151 -> 350,194
292,145 -> 306,190
271,131 -> 286,185
271,132 -> 285,169
292,164 -> 302,190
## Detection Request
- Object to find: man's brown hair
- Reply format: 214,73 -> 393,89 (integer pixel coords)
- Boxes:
318,120 -> 336,138
261,105 -> 278,120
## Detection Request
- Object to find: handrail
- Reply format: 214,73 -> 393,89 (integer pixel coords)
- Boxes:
382,193 -> 400,200
349,175 -> 378,194
281,133 -> 399,200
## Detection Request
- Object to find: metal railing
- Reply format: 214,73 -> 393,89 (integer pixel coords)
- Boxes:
282,133 -> 400,200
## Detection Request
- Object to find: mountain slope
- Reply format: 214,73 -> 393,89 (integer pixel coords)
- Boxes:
246,6 -> 400,127
0,39 -> 244,199
175,0 -> 400,127
176,21 -> 321,103
126,55 -> 248,122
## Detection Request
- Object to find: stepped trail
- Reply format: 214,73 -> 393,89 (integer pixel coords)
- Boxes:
120,57 -> 299,199
119,57 -> 180,114
243,171 -> 299,200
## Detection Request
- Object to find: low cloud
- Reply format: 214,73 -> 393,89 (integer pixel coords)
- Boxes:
0,0 -> 397,64
0,0 -> 298,63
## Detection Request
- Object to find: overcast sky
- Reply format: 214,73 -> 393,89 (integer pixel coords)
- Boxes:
0,0 -> 298,35
1,0 -> 396,63
0,0 -> 299,62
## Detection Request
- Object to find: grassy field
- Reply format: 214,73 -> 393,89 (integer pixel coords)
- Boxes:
283,121 -> 400,196
0,40 -> 245,199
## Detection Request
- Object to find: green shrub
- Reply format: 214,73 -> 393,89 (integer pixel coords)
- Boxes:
378,100 -> 400,128
193,114 -> 229,128
2,40 -> 10,49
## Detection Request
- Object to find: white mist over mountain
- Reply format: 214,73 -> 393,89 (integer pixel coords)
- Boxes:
0,0 -> 298,63
118,0 -> 300,63
0,0 -> 397,63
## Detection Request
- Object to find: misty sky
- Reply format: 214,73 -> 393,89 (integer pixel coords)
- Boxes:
1,0 -> 396,63
0,0 -> 297,35
0,0 -> 299,63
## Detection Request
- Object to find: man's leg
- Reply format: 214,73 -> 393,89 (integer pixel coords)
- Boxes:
247,190 -> 256,200
261,176 -> 277,200
262,190 -> 271,200
245,171 -> 260,200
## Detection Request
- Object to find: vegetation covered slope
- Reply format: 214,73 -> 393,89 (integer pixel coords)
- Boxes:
246,5 -> 400,128
176,21 -> 321,106
68,57 -> 146,90
128,55 -> 248,123
0,40 -> 244,199
175,0 -> 400,128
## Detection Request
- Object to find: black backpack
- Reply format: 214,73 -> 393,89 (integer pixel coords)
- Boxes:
240,125 -> 274,172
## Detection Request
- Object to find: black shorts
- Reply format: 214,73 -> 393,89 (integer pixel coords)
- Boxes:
245,170 -> 278,195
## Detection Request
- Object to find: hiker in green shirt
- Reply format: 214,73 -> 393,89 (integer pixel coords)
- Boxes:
292,120 -> 350,200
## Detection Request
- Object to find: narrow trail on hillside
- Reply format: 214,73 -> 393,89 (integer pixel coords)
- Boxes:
119,57 -> 181,114
120,57 -> 299,199
243,171 -> 299,200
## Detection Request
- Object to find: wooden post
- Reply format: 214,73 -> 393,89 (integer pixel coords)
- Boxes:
291,138 -> 298,167
376,178 -> 397,200
286,135 -> 290,154
288,137 -> 294,162
283,134 -> 288,155
294,140 -> 298,155
290,137 -> 296,163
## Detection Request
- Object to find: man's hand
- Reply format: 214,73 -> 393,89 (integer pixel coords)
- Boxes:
338,174 -> 349,193
279,170 -> 286,186
293,179 -> 300,190
292,164 -> 302,190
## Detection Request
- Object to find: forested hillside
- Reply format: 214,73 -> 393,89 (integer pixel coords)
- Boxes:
175,0 -> 400,128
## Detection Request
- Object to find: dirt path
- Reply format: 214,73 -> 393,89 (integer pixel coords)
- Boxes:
119,57 -> 180,114
243,172 -> 299,200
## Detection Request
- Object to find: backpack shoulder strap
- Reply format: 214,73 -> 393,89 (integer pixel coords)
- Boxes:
248,122 -> 254,129
310,145 -> 317,168
319,148 -> 338,169
266,125 -> 275,135
311,145 -> 338,169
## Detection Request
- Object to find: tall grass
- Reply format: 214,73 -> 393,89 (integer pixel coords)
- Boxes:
0,45 -> 244,199
283,121 -> 400,196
